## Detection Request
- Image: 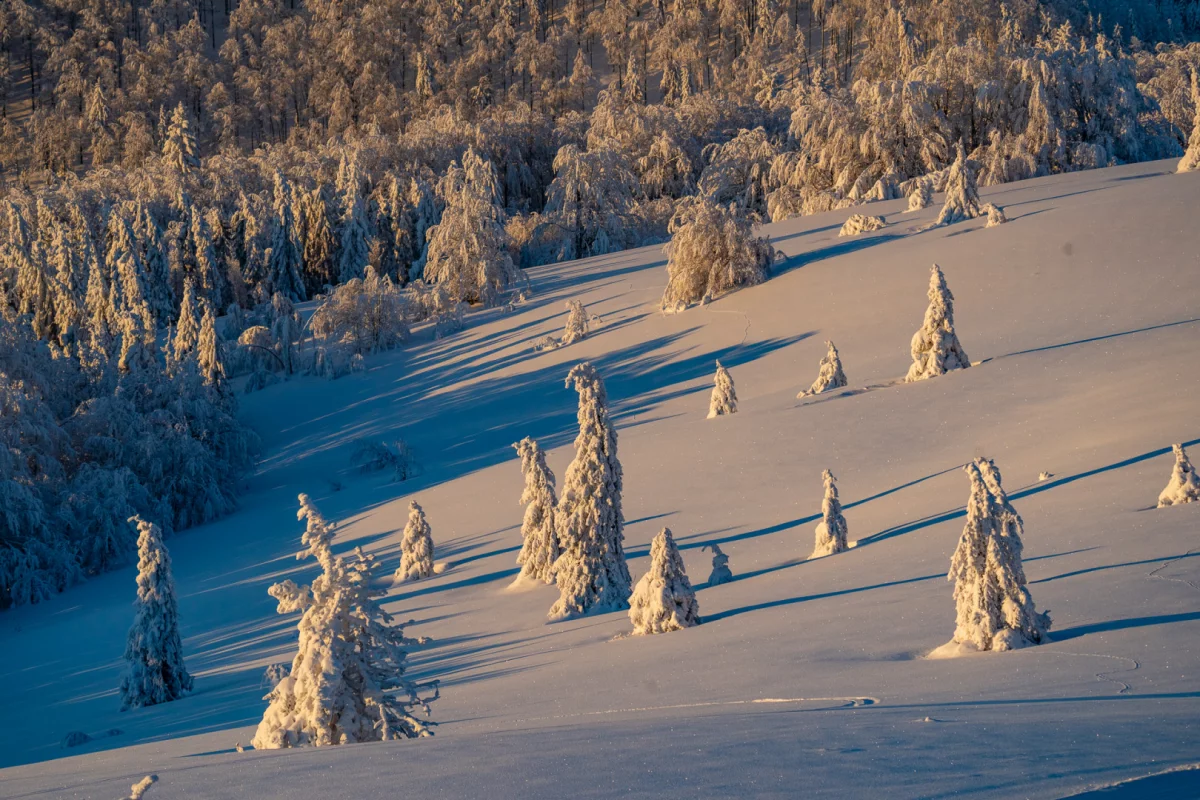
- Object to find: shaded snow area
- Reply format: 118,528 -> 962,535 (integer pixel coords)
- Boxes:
4,160 -> 1200,798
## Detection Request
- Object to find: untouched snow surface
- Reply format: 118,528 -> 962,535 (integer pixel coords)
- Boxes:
3,160 -> 1200,798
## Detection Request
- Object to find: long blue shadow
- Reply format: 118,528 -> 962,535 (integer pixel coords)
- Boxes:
1050,612 -> 1200,643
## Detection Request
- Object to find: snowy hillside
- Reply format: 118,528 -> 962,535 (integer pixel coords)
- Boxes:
3,160 -> 1200,799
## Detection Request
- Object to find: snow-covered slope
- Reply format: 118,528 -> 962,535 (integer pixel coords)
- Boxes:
3,160 -> 1200,799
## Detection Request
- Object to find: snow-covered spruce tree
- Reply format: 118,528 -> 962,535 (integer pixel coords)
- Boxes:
660,199 -> 774,313
513,437 -> 560,584
1158,443 -> 1200,507
120,516 -> 193,710
266,172 -> 307,301
800,340 -> 848,398
906,178 -> 933,211
270,292 -> 302,375
162,103 -> 199,175
423,146 -> 523,306
1178,71 -> 1200,174
394,500 -> 434,583
707,360 -> 738,418
811,470 -> 849,558
629,527 -> 700,635
983,203 -> 1008,227
839,214 -> 887,236
946,460 -> 1050,652
335,154 -> 373,284
905,264 -> 970,382
550,363 -> 632,619
197,302 -> 225,388
936,142 -> 983,226
172,279 -> 200,362
561,299 -> 589,345
703,543 -> 733,586
253,495 -> 436,748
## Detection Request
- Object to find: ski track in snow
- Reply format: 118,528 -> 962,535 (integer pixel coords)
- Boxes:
485,696 -> 880,728
1149,548 -> 1200,592
1045,650 -> 1140,695
702,304 -> 752,346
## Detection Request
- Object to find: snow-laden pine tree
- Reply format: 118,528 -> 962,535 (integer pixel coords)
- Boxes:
1158,443 -> 1200,507
335,154 -> 372,284
253,495 -> 436,748
119,516 -> 193,710
799,340 -> 848,397
660,198 -> 774,312
550,363 -> 632,619
707,360 -> 738,418
906,264 -> 970,382
162,103 -> 199,175
839,214 -> 887,236
172,279 -> 200,362
197,302 -> 225,387
560,299 -> 589,345
513,437 -> 560,584
703,543 -> 733,585
394,500 -> 434,583
1178,71 -> 1200,174
811,470 -> 849,557
984,203 -> 1008,227
936,142 -> 983,226
946,459 -> 1050,652
906,178 -> 933,211
629,528 -> 699,635
266,172 -> 306,301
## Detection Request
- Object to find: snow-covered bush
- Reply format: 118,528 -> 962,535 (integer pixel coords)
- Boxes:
513,437 -> 560,585
811,470 -> 849,558
707,360 -> 738,418
703,543 -> 732,586
906,264 -> 970,382
394,501 -> 434,583
983,203 -> 1008,227
906,178 -> 933,211
120,517 -> 193,710
935,143 -> 983,226
310,266 -> 409,355
1158,443 -> 1200,507
839,214 -> 887,236
629,528 -> 699,635
1178,71 -> 1200,173
351,438 -> 419,482
660,199 -> 774,313
253,495 -> 436,748
560,299 -> 590,346
127,775 -> 158,800
550,363 -> 631,619
946,459 -> 1050,652
800,340 -> 848,398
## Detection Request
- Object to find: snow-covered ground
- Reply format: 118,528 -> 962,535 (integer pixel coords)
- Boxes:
3,160 -> 1200,799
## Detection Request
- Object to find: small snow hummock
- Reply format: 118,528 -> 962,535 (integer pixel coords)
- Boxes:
703,543 -> 733,586
120,517 -> 193,711
937,459 -> 1050,655
811,470 -> 849,558
905,264 -> 970,382
1178,71 -> 1200,174
513,437 -> 560,584
839,214 -> 887,237
128,775 -> 158,799
983,203 -> 1007,227
935,141 -> 983,226
550,363 -> 632,619
906,178 -> 933,211
252,494 -> 437,749
1158,443 -> 1200,507
629,527 -> 700,635
707,360 -> 738,418
799,340 -> 848,398
394,500 -> 434,583
560,299 -> 590,345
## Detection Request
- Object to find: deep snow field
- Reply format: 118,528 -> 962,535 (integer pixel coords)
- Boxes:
3,159 -> 1200,799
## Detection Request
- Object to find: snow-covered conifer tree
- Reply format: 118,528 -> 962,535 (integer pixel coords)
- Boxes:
936,142 -> 983,226
120,517 -> 194,710
253,495 -> 436,748
172,279 -> 200,361
799,340 -> 848,397
561,299 -> 589,345
703,543 -> 733,586
513,437 -> 559,584
811,470 -> 849,557
946,459 -> 1050,652
394,500 -> 434,583
1158,443 -> 1200,507
661,199 -> 774,312
906,178 -> 933,211
839,214 -> 887,236
267,172 -> 306,301
629,527 -> 699,635
162,103 -> 199,175
707,360 -> 738,418
1177,71 -> 1200,173
984,203 -> 1008,227
550,363 -> 632,619
335,154 -> 372,284
270,292 -> 302,375
197,303 -> 224,387
905,264 -> 970,382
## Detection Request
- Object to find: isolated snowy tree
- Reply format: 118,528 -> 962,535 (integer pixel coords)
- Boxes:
906,264 -> 970,382
811,470 -> 849,558
800,340 -> 848,398
394,501 -> 434,583
127,775 -> 157,800
550,363 -> 632,619
1158,443 -> 1200,507
119,517 -> 194,710
906,178 -> 933,211
253,494 -> 436,748
936,142 -> 983,226
629,527 -> 700,635
1178,71 -> 1200,174
560,299 -> 590,345
703,543 -> 733,586
984,203 -> 1008,227
707,360 -> 738,418
661,199 -> 774,312
513,437 -> 560,584
947,460 -> 1050,652
839,214 -> 887,236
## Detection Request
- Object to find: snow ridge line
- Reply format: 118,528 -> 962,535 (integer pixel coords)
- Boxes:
1044,650 -> 1140,695
1149,548 -> 1200,592
497,696 -> 879,726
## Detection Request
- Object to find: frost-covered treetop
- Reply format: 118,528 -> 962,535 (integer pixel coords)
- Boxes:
906,264 -> 970,382
707,360 -> 738,418
800,340 -> 848,398
629,527 -> 700,635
